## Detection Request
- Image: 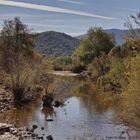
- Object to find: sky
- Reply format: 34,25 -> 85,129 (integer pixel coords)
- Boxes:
0,0 -> 140,36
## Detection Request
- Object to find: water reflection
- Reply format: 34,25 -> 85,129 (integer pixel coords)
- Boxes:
0,76 -> 139,139
42,107 -> 56,120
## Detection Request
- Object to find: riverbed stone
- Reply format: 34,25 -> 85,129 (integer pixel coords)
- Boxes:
47,135 -> 53,140
46,119 -> 53,122
32,124 -> 38,130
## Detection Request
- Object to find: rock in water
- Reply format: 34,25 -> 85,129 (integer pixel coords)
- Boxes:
32,124 -> 38,130
47,135 -> 53,140
54,100 -> 63,107
42,94 -> 54,107
46,119 -> 53,122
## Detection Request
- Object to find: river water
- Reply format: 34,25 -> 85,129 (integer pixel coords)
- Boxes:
0,75 -> 139,140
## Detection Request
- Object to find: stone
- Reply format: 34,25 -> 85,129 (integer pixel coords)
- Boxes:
32,125 -> 38,130
47,135 -> 53,140
46,119 -> 53,122
54,100 -> 63,107
31,133 -> 36,138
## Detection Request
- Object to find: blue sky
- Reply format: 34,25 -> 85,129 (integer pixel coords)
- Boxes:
0,0 -> 140,36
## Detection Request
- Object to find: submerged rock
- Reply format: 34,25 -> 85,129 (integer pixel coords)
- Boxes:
32,124 -> 38,130
47,135 -> 53,140
46,119 -> 53,122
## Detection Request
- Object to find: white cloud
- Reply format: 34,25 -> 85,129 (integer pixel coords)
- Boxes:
0,13 -> 54,19
55,0 -> 84,5
0,0 -> 117,20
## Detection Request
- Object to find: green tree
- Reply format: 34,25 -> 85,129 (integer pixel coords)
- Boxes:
73,27 -> 115,66
53,56 -> 72,70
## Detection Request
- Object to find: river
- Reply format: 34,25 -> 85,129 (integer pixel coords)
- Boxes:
0,74 -> 139,140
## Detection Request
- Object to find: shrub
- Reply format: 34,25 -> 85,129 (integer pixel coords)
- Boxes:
87,53 -> 110,80
118,54 -> 140,127
0,17 -> 43,103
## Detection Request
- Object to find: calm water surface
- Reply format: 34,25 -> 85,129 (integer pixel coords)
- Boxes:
0,76 -> 139,140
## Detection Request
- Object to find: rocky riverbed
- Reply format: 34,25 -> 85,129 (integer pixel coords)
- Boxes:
0,87 -> 13,114
0,123 -> 21,140
0,123 -> 53,140
0,87 -> 54,140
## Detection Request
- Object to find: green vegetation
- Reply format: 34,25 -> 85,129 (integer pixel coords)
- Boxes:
119,54 -> 140,127
52,13 -> 140,128
53,56 -> 73,71
0,12 -> 140,129
117,13 -> 140,128
54,27 -> 115,73
72,27 -> 115,72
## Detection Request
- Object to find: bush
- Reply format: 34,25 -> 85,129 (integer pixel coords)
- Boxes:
98,51 -> 129,91
71,63 -> 85,73
87,53 -> 110,80
0,18 -> 44,103
118,54 -> 140,127
53,56 -> 73,71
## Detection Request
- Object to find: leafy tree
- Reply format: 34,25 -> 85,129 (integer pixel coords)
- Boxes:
73,27 -> 115,66
87,27 -> 115,56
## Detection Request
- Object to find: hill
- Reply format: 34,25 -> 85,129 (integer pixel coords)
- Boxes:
35,31 -> 79,57
35,29 -> 128,58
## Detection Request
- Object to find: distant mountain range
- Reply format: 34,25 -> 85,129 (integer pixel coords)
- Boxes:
35,29 -> 128,57
76,29 -> 128,45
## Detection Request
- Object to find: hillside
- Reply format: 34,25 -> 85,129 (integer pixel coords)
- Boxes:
35,31 -> 79,57
105,29 -> 128,45
76,29 -> 128,45
35,29 -> 128,58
